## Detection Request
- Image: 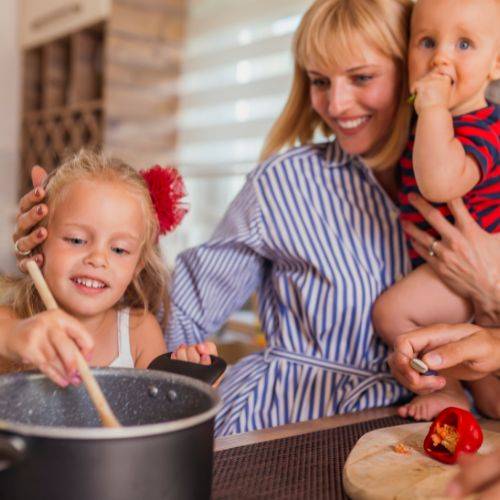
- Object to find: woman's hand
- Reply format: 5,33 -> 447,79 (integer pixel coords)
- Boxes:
402,193 -> 500,324
447,447 -> 500,499
0,310 -> 94,387
13,166 -> 49,270
389,323 -> 500,394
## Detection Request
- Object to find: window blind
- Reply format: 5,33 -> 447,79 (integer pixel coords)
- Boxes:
162,0 -> 312,262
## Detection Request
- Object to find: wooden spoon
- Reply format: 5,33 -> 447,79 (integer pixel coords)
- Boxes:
25,260 -> 121,428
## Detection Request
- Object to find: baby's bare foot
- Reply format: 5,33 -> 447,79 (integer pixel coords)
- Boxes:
398,379 -> 470,421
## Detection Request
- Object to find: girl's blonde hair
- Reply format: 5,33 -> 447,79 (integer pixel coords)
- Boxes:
2,150 -> 170,328
260,0 -> 413,171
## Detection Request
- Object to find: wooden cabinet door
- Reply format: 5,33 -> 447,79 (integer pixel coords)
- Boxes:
20,0 -> 111,48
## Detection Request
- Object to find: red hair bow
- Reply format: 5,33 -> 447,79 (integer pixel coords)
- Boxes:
140,165 -> 188,235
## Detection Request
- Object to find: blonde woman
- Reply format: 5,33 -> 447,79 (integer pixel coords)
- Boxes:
14,0 -> 499,437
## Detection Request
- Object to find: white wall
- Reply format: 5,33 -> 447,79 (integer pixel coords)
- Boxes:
0,0 -> 21,274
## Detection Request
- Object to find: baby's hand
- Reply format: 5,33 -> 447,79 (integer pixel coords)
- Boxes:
2,310 -> 94,387
170,341 -> 218,365
411,71 -> 453,114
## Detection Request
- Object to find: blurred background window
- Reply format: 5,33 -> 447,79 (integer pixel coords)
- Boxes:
162,0 -> 313,263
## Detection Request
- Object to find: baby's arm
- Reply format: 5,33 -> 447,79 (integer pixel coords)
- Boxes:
412,73 -> 481,202
372,264 -> 472,348
0,306 -> 94,386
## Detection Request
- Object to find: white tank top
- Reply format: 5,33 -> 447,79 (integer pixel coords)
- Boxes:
109,308 -> 134,368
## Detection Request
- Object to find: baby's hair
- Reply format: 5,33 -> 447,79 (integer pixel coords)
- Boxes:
1,150 -> 170,328
260,0 -> 413,171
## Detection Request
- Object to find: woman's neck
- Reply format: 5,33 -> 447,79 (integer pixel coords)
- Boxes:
373,167 -> 398,203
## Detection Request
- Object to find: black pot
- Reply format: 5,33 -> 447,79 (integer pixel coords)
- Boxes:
0,355 -> 226,500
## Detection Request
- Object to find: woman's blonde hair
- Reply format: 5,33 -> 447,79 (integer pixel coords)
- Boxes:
260,0 -> 413,171
1,150 -> 170,328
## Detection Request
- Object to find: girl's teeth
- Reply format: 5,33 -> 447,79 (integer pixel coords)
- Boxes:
74,278 -> 105,289
337,117 -> 369,129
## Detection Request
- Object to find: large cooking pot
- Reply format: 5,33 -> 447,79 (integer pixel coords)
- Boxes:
0,354 -> 226,500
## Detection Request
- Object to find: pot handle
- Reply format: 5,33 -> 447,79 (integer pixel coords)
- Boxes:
0,434 -> 26,472
148,353 -> 227,385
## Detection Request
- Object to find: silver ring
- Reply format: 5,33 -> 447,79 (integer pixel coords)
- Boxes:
14,240 -> 31,256
428,239 -> 440,257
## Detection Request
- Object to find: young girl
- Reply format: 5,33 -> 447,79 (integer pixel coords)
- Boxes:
372,0 -> 500,421
0,150 -> 215,386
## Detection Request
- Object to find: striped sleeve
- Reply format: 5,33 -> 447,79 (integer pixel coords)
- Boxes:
165,176 -> 268,349
455,118 -> 497,178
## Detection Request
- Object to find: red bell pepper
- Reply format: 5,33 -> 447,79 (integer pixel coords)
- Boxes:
423,407 -> 483,464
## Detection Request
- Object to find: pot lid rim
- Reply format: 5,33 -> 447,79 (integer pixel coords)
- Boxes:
0,368 -> 222,439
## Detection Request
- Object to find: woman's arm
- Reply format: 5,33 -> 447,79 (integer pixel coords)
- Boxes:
166,177 -> 267,350
402,193 -> 500,325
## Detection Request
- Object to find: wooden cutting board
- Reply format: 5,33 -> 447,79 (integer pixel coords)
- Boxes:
343,423 -> 500,500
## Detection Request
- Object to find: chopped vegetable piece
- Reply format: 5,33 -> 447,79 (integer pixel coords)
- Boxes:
394,442 -> 411,455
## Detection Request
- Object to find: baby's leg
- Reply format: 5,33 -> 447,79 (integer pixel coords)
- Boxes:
398,377 -> 470,420
468,375 -> 500,419
373,265 -> 473,420
372,263 -> 472,346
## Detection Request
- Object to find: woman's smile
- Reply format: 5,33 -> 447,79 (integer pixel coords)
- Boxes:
334,115 -> 371,134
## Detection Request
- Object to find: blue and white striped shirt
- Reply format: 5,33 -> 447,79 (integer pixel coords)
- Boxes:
166,141 -> 411,437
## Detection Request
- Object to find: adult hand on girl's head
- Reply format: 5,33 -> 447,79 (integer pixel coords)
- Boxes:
402,194 -> 500,325
13,166 -> 49,272
1,309 -> 94,387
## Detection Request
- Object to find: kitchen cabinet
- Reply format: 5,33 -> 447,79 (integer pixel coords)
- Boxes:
19,0 -> 187,194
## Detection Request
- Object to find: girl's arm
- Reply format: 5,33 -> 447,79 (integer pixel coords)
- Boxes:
131,311 -> 167,369
166,177 -> 267,350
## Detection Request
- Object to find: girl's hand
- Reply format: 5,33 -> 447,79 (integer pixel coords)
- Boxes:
170,341 -> 218,365
13,166 -> 49,271
447,447 -> 500,499
0,310 -> 94,387
411,71 -> 452,114
402,194 -> 500,325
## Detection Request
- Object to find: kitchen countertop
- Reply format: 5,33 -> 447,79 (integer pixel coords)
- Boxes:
214,407 -> 500,451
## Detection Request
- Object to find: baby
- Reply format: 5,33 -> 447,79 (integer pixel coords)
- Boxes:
373,0 -> 500,420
